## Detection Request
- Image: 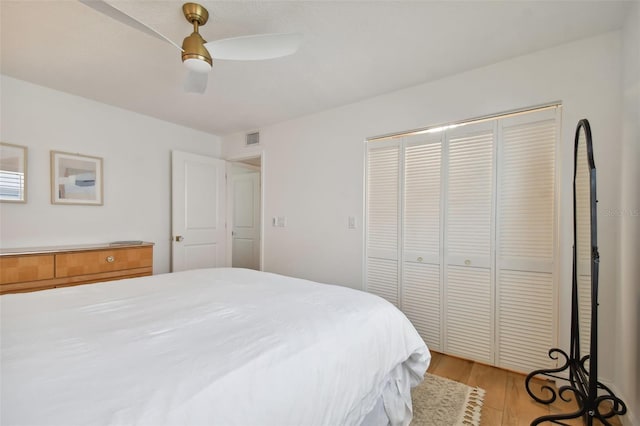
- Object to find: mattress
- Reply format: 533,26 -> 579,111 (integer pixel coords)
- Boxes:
1,268 -> 430,425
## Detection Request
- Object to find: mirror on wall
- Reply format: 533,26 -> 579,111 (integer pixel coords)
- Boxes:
527,120 -> 627,424
0,143 -> 27,203
574,126 -> 592,363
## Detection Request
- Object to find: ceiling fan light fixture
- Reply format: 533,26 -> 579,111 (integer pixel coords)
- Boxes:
181,31 -> 213,72
184,57 -> 212,73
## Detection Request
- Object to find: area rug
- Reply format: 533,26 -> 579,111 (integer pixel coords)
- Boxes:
411,373 -> 485,426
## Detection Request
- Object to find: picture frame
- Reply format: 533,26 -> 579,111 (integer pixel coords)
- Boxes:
51,151 -> 103,205
0,142 -> 28,203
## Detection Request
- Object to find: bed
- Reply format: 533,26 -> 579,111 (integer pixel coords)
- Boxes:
1,267 -> 430,425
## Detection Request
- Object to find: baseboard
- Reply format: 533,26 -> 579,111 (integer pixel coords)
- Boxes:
599,379 -> 637,426
541,374 -> 636,425
622,412 -> 638,426
620,400 -> 637,426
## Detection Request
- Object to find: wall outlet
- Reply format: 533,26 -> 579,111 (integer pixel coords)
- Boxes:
277,216 -> 286,227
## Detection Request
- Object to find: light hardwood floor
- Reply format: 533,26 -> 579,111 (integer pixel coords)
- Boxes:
426,351 -> 622,426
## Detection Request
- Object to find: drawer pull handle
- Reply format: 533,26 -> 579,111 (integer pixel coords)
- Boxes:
417,257 -> 423,262
106,256 -> 115,263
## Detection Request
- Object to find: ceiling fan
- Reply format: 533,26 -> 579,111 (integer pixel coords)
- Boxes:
79,0 -> 303,94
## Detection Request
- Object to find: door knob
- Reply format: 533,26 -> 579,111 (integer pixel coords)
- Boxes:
175,235 -> 184,242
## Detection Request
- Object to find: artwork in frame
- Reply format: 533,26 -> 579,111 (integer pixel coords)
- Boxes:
51,151 -> 103,205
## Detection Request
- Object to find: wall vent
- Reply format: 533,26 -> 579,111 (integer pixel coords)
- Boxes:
246,131 -> 260,146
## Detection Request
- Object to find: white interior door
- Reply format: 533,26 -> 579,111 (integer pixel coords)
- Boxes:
365,139 -> 401,307
171,151 -> 226,272
231,170 -> 260,270
401,132 -> 443,351
443,120 -> 496,364
495,107 -> 559,372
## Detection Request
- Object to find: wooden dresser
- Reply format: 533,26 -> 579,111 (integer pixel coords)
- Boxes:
0,242 -> 154,294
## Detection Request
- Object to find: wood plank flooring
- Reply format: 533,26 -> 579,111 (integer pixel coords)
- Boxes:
426,351 -> 622,426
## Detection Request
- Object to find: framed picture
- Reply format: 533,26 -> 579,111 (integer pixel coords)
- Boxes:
0,142 -> 28,203
51,151 -> 103,205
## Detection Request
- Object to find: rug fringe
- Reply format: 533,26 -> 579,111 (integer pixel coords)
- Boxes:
459,386 -> 485,426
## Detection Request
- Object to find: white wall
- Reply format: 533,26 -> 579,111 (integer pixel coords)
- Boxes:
223,32 -> 624,384
0,76 -> 221,273
616,2 -> 639,425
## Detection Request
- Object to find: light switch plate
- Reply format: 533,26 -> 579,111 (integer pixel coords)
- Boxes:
348,216 -> 356,229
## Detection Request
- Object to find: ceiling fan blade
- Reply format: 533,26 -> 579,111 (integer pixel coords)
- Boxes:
79,0 -> 183,51
184,71 -> 209,94
204,33 -> 303,61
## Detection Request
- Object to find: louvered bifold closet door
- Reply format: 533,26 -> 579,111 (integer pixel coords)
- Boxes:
366,141 -> 401,306
496,107 -> 559,373
444,121 -> 496,364
402,133 -> 443,350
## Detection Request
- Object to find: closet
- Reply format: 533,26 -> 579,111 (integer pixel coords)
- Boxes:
365,106 -> 560,373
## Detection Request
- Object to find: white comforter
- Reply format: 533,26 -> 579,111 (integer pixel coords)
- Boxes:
1,268 -> 429,426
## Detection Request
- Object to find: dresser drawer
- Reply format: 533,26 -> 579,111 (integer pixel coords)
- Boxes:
0,255 -> 55,285
55,246 -> 153,278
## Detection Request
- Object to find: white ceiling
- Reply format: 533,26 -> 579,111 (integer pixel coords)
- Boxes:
0,1 -> 631,136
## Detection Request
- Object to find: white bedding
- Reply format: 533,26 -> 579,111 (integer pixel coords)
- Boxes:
1,268 -> 430,426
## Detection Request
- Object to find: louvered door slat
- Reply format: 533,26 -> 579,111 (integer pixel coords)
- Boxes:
496,109 -> 558,373
403,138 -> 441,259
367,146 -> 400,257
367,257 -> 399,306
499,118 -> 556,260
498,270 -> 555,372
444,122 -> 494,364
401,134 -> 442,349
445,266 -> 492,363
366,143 -> 400,305
402,262 -> 441,350
447,128 -> 494,261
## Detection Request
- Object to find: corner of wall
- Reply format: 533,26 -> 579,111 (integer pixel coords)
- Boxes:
615,1 -> 640,425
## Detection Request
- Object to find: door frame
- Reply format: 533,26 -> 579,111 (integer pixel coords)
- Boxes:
225,151 -> 265,271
